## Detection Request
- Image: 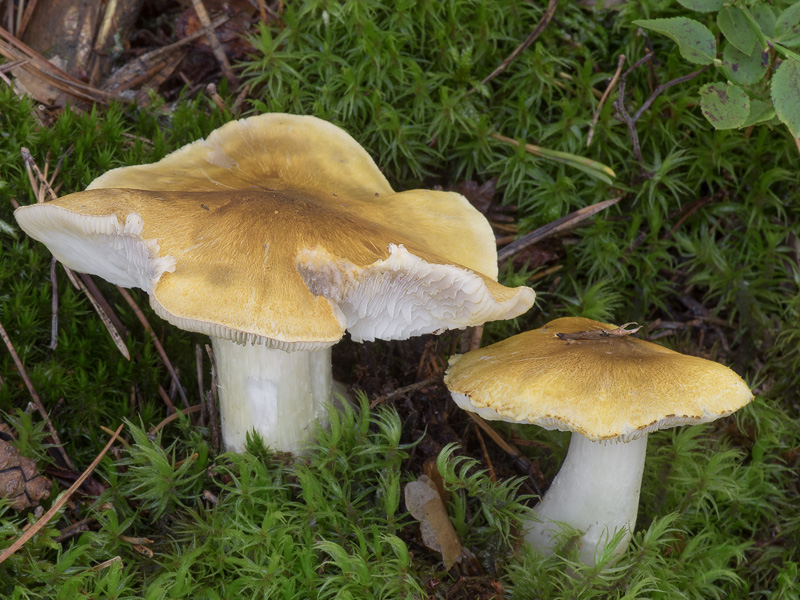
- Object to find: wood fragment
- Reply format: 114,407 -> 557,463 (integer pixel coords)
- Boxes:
0,422 -> 123,566
0,25 -> 119,105
555,322 -> 641,342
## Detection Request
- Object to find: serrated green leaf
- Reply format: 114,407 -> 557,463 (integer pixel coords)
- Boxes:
718,6 -> 757,54
771,58 -> 800,137
633,17 -> 716,65
753,3 -> 777,37
723,42 -> 769,85
741,99 -> 776,127
677,0 -> 723,13
699,82 -> 750,129
774,2 -> 800,47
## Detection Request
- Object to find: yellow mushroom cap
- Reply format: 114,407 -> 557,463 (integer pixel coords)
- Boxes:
444,317 -> 753,442
15,114 -> 535,350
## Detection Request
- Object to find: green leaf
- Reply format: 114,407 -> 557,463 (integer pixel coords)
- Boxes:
774,2 -> 800,47
633,17 -> 716,65
771,58 -> 800,137
741,99 -> 776,127
753,3 -> 777,37
677,0 -> 723,13
722,42 -> 769,85
718,6 -> 757,54
699,82 -> 750,129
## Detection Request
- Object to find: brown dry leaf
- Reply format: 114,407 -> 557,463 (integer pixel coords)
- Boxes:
404,474 -> 462,570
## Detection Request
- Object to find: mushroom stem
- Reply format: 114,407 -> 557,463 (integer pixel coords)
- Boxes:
210,337 -> 332,453
525,433 -> 648,566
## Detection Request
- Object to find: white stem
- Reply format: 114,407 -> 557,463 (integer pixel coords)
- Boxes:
525,433 -> 648,566
211,337 -> 332,453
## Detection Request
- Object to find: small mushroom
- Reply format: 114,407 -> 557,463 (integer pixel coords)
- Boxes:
15,114 -> 535,453
444,317 -> 753,565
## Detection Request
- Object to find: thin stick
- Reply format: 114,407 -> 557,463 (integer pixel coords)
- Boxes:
204,344 -> 220,452
0,320 -> 75,470
157,385 -> 177,414
369,376 -> 441,409
472,422 -> 496,483
150,404 -> 203,434
74,276 -> 131,360
196,344 -> 206,427
116,286 -> 189,409
21,147 -> 57,201
497,197 -> 621,263
255,0 -> 268,25
190,0 -> 237,85
0,423 -> 123,566
587,54 -> 625,147
49,257 -> 58,350
477,0 -> 559,89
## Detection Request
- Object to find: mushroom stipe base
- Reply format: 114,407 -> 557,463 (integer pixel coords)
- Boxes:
211,337 -> 333,454
525,433 -> 647,566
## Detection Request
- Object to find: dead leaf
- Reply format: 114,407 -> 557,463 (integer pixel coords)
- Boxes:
404,474 -> 462,569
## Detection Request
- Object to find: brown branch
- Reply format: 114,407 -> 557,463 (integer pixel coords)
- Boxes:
190,0 -> 238,85
614,53 -> 709,164
477,0 -> 558,89
0,423 -> 123,566
587,54 -> 626,148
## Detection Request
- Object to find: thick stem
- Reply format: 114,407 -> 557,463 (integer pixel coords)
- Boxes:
525,433 -> 648,566
210,337 -> 332,453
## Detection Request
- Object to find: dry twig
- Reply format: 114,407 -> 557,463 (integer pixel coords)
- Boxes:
497,197 -> 621,263
0,423 -> 123,566
190,0 -> 238,85
476,0 -> 559,90
614,53 -> 709,164
587,54 -> 626,147
369,376 -> 441,409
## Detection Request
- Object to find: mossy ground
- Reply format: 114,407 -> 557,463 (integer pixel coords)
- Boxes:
1,0 -> 799,598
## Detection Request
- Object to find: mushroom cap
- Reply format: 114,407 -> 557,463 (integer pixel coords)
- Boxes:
15,114 -> 534,350
444,317 -> 753,442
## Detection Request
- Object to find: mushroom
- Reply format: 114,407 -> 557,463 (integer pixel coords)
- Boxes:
444,316 -> 753,565
14,113 -> 535,453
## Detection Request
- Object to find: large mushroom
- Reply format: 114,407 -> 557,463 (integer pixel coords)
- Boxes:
444,317 -> 752,565
15,113 -> 535,453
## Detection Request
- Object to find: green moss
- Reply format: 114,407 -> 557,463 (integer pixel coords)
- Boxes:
1,0 -> 799,596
